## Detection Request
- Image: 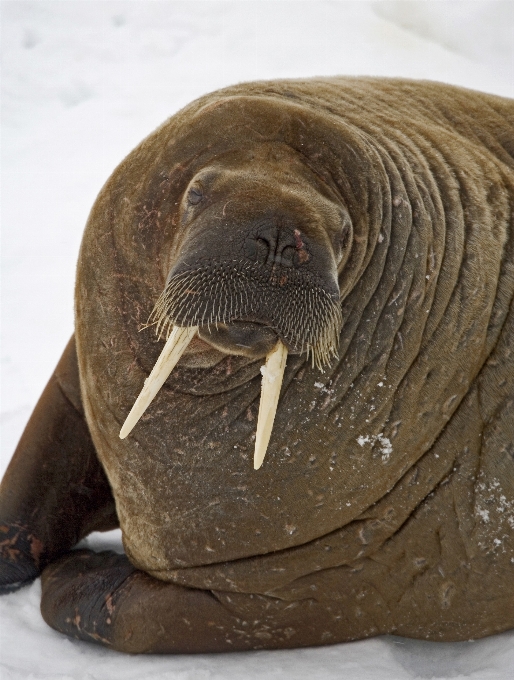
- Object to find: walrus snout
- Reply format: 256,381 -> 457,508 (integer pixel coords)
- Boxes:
151,258 -> 342,366
198,320 -> 278,358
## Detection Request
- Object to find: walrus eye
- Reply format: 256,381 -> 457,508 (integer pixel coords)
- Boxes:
187,185 -> 204,205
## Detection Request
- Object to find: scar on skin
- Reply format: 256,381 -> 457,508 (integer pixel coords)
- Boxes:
294,229 -> 310,263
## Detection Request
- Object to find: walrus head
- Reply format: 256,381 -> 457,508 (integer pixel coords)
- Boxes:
120,139 -> 353,467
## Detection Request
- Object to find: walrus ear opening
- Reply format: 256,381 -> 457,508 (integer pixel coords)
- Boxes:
334,210 -> 353,270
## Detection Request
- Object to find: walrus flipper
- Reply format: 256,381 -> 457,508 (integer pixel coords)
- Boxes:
40,549 -> 341,653
0,337 -> 118,594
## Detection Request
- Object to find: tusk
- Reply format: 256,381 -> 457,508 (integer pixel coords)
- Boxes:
254,340 -> 288,470
120,325 -> 197,439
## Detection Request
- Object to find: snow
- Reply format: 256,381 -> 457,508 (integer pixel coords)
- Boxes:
1,1 -> 513,678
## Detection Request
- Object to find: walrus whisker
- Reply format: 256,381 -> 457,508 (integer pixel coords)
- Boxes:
254,340 -> 288,470
119,325 -> 198,439
148,260 -> 342,370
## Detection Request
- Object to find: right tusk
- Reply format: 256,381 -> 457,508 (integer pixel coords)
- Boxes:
254,340 -> 288,470
120,325 -> 197,439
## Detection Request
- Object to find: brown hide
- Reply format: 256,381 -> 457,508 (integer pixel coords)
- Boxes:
75,76 -> 514,630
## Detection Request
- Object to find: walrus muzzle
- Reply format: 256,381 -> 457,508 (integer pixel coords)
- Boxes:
120,258 -> 342,468
119,149 -> 349,467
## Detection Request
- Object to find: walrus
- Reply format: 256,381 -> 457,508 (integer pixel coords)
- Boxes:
0,77 -> 513,653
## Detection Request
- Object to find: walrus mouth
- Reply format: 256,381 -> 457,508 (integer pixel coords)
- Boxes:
152,260 -> 342,365
120,260 -> 341,468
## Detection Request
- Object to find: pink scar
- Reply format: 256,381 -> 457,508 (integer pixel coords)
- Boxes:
293,229 -> 310,263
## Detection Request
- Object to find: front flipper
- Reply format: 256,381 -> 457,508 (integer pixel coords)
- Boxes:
40,549 -> 341,653
0,336 -> 118,593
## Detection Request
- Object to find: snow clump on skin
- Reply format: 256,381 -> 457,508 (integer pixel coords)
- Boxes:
357,433 -> 393,461
476,478 -> 514,553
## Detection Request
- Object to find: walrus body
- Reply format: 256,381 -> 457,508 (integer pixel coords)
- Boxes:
1,78 -> 513,652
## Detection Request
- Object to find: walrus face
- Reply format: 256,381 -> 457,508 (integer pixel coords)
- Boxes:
160,147 -> 350,359
121,145 -> 352,467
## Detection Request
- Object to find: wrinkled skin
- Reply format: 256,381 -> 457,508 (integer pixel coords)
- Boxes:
1,78 -> 513,652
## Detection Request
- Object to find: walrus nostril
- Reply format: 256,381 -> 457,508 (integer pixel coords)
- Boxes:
244,237 -> 269,265
244,229 -> 308,268
280,245 -> 295,267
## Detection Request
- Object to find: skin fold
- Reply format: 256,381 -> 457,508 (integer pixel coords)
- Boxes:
0,77 -> 513,652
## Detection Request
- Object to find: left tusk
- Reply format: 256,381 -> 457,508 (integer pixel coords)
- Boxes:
254,340 -> 288,470
120,325 -> 198,439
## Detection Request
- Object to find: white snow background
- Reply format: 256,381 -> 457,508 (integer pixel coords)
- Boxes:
1,1 -> 513,678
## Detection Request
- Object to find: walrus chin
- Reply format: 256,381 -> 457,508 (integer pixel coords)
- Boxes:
119,328 -> 287,469
120,259 -> 342,469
